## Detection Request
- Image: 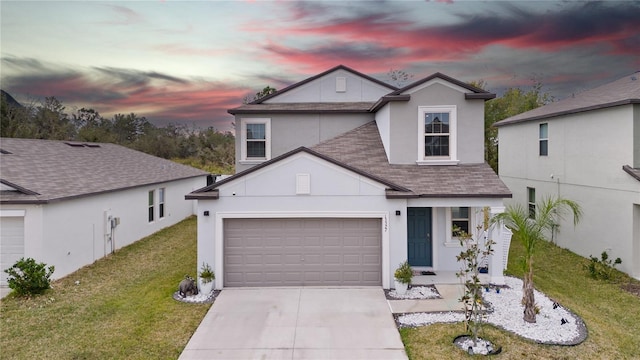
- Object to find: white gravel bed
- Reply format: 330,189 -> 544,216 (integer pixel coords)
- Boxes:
172,290 -> 217,304
388,286 -> 441,299
397,277 -> 587,345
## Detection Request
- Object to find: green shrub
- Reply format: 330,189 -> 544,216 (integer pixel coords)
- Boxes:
585,251 -> 622,281
4,257 -> 55,296
394,261 -> 413,284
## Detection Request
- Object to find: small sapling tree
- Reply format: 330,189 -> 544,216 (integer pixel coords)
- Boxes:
456,225 -> 495,346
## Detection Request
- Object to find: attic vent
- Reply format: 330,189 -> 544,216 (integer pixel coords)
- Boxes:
64,142 -> 101,148
0,149 -> 11,154
336,77 -> 346,92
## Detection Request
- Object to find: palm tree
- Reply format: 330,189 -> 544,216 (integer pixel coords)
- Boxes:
493,196 -> 582,323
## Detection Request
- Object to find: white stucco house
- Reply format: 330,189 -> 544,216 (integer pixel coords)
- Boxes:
496,71 -> 640,280
187,65 -> 513,289
0,138 -> 208,293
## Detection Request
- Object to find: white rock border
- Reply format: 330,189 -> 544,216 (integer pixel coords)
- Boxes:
396,277 -> 588,346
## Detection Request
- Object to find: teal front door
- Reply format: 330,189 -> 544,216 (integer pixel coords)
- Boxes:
407,207 -> 432,266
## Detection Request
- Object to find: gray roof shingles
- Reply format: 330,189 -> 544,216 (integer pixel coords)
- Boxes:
0,138 -> 208,204
310,122 -> 511,198
496,71 -> 640,126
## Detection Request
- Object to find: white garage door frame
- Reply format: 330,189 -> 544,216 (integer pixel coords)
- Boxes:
215,211 -> 390,289
1,210 -> 26,288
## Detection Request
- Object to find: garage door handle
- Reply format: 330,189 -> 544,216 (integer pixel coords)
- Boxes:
301,256 -> 305,261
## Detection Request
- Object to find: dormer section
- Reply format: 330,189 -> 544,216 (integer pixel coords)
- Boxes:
374,73 -> 494,166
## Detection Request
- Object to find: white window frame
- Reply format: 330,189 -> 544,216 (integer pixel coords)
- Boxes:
240,118 -> 271,164
444,206 -> 476,247
417,105 -> 458,165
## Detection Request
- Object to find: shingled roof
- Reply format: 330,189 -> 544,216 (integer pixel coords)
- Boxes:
311,122 -> 511,198
0,138 -> 208,204
496,71 -> 640,126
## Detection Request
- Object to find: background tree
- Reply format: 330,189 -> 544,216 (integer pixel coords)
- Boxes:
32,97 -> 75,140
471,81 -> 552,173
243,86 -> 277,104
387,68 -> 414,87
1,93 -> 35,138
1,92 -> 237,174
493,197 -> 582,323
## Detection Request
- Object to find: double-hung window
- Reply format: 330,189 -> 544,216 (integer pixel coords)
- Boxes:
148,190 -> 155,222
418,106 -> 458,165
451,207 -> 471,236
158,188 -> 165,219
241,118 -> 271,162
527,187 -> 536,219
539,123 -> 548,156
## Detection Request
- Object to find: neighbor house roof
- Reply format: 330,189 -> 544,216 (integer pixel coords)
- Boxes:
495,71 -> 640,126
0,138 -> 208,204
311,122 -> 511,198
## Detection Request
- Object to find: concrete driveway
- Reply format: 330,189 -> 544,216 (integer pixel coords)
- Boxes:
179,288 -> 408,360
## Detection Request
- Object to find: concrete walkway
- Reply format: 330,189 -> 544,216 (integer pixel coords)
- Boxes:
388,284 -> 465,313
179,288 -> 408,360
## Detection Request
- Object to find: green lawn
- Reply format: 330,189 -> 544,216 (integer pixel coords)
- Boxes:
3,217 -> 639,359
0,216 -> 210,360
401,239 -> 640,359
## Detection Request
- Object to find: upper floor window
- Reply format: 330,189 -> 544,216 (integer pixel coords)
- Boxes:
148,190 -> 155,222
417,106 -> 458,165
539,123 -> 548,156
241,118 -> 271,163
527,187 -> 536,219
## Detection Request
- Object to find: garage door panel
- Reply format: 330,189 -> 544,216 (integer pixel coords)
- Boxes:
224,218 -> 381,287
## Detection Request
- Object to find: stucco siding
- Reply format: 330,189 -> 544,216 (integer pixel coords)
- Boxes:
263,68 -> 391,103
388,82 -> 485,164
499,104 -> 639,278
235,113 -> 374,173
2,176 -> 204,281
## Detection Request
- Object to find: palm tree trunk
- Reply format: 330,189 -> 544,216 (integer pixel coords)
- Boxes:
522,261 -> 537,323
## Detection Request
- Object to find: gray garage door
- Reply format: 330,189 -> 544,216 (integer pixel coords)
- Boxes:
224,218 -> 381,287
1,217 -> 25,287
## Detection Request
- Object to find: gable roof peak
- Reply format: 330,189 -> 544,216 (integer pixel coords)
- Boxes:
390,71 -> 493,97
251,65 -> 398,104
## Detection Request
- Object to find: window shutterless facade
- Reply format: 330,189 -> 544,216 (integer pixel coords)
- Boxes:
539,123 -> 548,156
241,118 -> 271,163
417,106 -> 458,165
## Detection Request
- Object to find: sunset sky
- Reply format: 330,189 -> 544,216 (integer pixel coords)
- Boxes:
1,1 -> 639,132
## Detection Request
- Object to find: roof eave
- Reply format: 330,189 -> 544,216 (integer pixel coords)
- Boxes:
185,189 -> 220,200
623,165 -> 640,182
228,108 -> 371,115
370,95 -> 411,112
495,99 -> 640,127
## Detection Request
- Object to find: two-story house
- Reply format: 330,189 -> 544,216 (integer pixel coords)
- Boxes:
187,65 -> 512,289
496,72 -> 640,280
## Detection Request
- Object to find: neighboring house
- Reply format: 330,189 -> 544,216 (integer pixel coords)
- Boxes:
0,138 -> 209,292
495,72 -> 640,280
187,65 -> 512,289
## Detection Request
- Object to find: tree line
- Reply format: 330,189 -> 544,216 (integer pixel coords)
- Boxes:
0,94 -> 235,174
